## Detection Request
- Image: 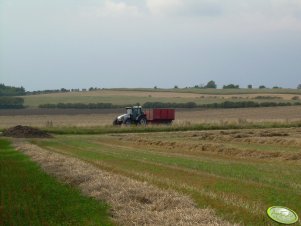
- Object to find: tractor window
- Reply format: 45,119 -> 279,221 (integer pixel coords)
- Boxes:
132,108 -> 138,115
126,108 -> 132,115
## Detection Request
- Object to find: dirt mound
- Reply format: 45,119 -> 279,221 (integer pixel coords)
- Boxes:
2,125 -> 52,138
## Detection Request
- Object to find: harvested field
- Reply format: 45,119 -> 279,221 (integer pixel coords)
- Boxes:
22,90 -> 301,107
30,127 -> 301,225
1,106 -> 301,128
14,141 -> 232,226
176,106 -> 301,124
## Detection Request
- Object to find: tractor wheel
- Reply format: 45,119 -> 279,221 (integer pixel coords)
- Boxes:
139,117 -> 147,126
113,119 -> 118,126
124,119 -> 131,126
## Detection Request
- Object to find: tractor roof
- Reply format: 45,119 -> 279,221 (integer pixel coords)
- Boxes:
126,106 -> 142,109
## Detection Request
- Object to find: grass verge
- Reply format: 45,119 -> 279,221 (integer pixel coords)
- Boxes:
0,138 -> 113,226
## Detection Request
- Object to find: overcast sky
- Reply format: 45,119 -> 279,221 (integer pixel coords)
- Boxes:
1,0 -> 301,90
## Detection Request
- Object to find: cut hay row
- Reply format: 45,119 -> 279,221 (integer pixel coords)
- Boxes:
116,136 -> 301,161
14,140 -> 235,226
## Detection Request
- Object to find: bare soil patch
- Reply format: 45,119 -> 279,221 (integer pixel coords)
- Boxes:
14,141 -> 235,226
2,125 -> 52,138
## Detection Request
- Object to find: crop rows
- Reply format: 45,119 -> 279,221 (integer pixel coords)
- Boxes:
31,128 -> 301,225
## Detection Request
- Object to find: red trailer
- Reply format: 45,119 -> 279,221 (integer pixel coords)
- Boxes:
145,108 -> 175,124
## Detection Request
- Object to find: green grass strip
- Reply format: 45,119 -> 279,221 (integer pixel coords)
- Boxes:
43,121 -> 301,135
0,139 -> 113,226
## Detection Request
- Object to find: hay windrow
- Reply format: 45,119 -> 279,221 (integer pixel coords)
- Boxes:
13,140 -> 235,226
118,135 -> 301,161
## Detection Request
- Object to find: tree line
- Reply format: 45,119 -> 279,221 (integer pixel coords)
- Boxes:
38,101 -> 301,110
188,81 -> 301,89
27,87 -> 102,95
39,103 -> 125,109
0,84 -> 25,96
0,97 -> 24,109
143,101 -> 301,109
0,84 -> 25,108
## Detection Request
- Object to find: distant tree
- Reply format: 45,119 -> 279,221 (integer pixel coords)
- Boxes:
174,85 -> 178,89
259,85 -> 266,89
154,86 -> 158,89
297,84 -> 301,89
60,88 -> 69,92
272,86 -> 281,89
195,84 -> 205,89
0,84 -> 26,96
205,80 -> 217,89
248,84 -> 252,89
223,84 -> 239,89
89,87 -> 97,91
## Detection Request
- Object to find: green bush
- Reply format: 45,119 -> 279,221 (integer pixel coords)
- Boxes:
0,97 -> 24,109
253,96 -> 282,100
143,102 -> 197,108
39,101 -> 301,110
223,84 -> 239,89
39,102 -> 120,109
201,101 -> 300,109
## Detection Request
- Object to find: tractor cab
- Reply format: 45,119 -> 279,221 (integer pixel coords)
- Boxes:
127,106 -> 144,120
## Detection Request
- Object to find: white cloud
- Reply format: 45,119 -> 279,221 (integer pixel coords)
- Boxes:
146,0 -> 183,15
101,1 -> 140,16
80,1 -> 141,18
146,0 -> 221,16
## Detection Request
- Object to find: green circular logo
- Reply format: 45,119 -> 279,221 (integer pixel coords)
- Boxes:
267,206 -> 299,224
